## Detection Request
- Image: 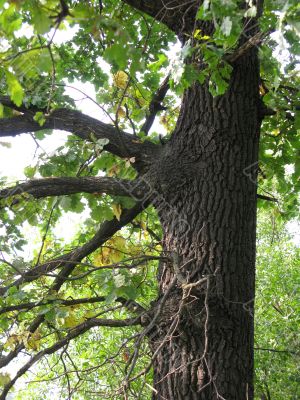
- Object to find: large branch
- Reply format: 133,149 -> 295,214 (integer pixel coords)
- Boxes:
0,295 -> 146,315
0,176 -> 146,202
0,315 -> 141,400
0,104 -> 158,170
0,201 -> 148,296
121,0 -> 198,36
0,201 -> 148,370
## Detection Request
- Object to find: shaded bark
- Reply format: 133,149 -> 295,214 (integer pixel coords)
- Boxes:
0,2 -> 265,397
0,106 -> 158,170
146,39 -> 261,400
0,176 -> 146,201
122,0 -> 199,37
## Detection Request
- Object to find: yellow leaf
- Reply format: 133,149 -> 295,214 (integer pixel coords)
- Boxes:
159,115 -> 168,128
63,315 -> 79,328
108,164 -> 121,177
84,310 -> 96,319
4,334 -> 20,350
112,203 -> 122,221
101,247 -> 112,264
193,29 -> 201,39
271,128 -> 280,136
259,84 -> 266,96
113,235 -> 126,249
193,29 -> 210,40
140,221 -> 146,230
117,106 -> 126,119
26,330 -> 42,351
110,250 -> 123,263
113,71 -> 128,89
94,251 -> 103,265
0,373 -> 10,387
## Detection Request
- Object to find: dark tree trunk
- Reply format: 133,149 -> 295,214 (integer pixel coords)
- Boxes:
147,39 -> 261,399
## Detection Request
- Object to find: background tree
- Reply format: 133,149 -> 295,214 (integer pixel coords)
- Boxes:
0,1 -> 299,399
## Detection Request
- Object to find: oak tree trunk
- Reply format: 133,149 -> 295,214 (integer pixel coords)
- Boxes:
147,40 -> 261,400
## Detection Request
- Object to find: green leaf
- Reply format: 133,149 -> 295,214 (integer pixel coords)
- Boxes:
0,373 -> 10,387
31,8 -> 52,34
104,43 -> 128,70
24,166 -> 36,178
33,112 -> 46,127
5,70 -> 24,106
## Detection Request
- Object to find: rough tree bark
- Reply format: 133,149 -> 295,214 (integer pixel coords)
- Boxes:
128,2 -> 262,399
0,1 -> 265,398
148,69 -> 260,399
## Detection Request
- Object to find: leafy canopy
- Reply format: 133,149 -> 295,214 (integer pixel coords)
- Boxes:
0,0 -> 299,398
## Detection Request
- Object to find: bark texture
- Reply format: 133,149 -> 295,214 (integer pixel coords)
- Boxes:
0,2 -> 264,398
146,38 -> 261,400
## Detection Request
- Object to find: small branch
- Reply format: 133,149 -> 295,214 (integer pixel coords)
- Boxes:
226,30 -> 272,63
0,296 -> 146,316
140,75 -> 170,136
254,347 -> 298,355
257,194 -> 278,202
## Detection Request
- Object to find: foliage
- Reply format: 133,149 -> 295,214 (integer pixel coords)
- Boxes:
254,213 -> 299,400
0,0 -> 299,398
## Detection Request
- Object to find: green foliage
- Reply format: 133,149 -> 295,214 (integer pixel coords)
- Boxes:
0,0 -> 299,399
254,213 -> 300,399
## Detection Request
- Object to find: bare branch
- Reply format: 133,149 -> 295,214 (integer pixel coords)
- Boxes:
226,30 -> 273,63
254,347 -> 298,355
0,176 -> 146,203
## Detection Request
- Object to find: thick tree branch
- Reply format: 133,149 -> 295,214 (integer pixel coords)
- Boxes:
0,176 -> 146,203
0,201 -> 149,296
0,104 -> 158,170
0,201 -> 149,369
0,315 -> 141,400
0,295 -> 146,316
121,0 -> 198,36
0,95 -> 44,113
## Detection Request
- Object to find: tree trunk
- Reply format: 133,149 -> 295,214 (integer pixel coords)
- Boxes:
148,44 -> 261,399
